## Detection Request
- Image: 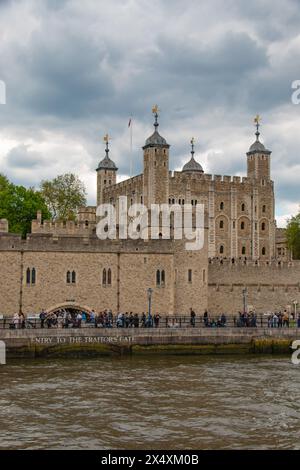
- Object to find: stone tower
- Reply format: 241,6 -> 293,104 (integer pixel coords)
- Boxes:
246,116 -> 275,260
247,116 -> 271,180
96,135 -> 118,207
143,107 -> 170,207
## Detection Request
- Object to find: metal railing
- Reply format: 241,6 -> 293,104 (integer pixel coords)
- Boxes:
0,315 -> 299,330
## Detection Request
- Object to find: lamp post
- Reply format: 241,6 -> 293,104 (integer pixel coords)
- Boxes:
293,300 -> 298,319
147,288 -> 153,327
242,288 -> 247,315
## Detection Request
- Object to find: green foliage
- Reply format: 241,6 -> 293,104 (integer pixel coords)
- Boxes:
40,173 -> 87,221
286,212 -> 300,259
0,173 -> 51,238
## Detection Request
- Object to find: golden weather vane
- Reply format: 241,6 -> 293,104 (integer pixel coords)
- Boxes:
152,104 -> 159,115
103,133 -> 110,143
254,114 -> 261,125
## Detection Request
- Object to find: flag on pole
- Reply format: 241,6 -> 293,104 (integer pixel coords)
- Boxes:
129,117 -> 133,177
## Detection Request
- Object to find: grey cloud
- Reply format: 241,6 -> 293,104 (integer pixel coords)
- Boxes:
6,144 -> 43,169
0,0 -> 299,223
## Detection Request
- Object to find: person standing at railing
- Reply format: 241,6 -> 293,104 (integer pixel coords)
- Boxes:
39,310 -> 46,329
190,308 -> 196,327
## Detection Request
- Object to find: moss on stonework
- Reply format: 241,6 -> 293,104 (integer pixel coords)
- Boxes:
251,338 -> 292,354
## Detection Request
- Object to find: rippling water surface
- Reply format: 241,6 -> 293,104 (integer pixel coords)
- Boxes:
0,355 -> 300,450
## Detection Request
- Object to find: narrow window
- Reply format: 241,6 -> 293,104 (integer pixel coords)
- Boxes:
262,222 -> 266,231
31,268 -> 36,285
242,246 -> 246,255
262,205 -> 266,213
107,268 -> 112,285
241,221 -> 245,230
241,203 -> 245,212
72,271 -> 76,284
220,220 -> 224,229
26,268 -> 31,285
220,245 -> 224,254
220,202 -> 224,210
102,269 -> 107,285
262,247 -> 266,255
66,271 -> 71,284
156,270 -> 161,286
161,270 -> 165,286
188,269 -> 192,283
202,269 -> 206,283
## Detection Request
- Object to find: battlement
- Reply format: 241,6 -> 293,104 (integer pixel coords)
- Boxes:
103,173 -> 143,194
169,172 -> 273,189
31,218 -> 96,236
0,219 -> 9,233
208,257 -> 297,269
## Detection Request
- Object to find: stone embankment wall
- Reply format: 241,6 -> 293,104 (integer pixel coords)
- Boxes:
0,328 -> 299,358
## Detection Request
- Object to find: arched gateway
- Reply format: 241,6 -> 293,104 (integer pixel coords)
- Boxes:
46,303 -> 93,316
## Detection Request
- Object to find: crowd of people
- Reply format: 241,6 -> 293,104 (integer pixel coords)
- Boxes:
3,308 -> 300,329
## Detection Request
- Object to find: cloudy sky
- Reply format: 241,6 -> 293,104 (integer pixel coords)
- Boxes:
0,0 -> 300,226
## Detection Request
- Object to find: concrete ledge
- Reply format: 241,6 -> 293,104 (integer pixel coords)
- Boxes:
0,327 -> 298,358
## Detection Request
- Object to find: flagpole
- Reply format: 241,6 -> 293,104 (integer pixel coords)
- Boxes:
130,116 -> 133,178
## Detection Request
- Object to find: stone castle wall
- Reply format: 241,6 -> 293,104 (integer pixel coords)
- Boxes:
208,258 -> 300,314
0,233 -> 208,317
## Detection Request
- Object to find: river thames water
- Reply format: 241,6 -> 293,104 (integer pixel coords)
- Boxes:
0,355 -> 300,450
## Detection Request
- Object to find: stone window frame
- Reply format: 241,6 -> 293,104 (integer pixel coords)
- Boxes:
156,269 -> 165,287
26,267 -> 36,286
66,270 -> 76,285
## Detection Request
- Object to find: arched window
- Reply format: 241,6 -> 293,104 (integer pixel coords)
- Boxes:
220,202 -> 224,210
26,268 -> 31,285
72,271 -> 76,284
262,205 -> 266,213
178,198 -> 181,205
161,270 -> 165,286
107,268 -> 112,285
241,203 -> 245,212
242,246 -> 246,255
261,222 -> 266,231
66,271 -> 71,284
219,220 -> 224,229
262,247 -> 266,255
31,268 -> 36,285
156,270 -> 161,286
220,245 -> 224,254
102,269 -> 107,285
241,221 -> 245,230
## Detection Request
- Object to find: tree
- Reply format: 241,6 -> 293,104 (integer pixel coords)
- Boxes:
40,173 -> 87,221
0,174 -> 51,238
0,173 -> 9,192
286,212 -> 300,259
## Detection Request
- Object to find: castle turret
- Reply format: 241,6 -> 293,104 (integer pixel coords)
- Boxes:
247,115 -> 271,180
143,106 -> 170,207
182,138 -> 204,174
96,134 -> 118,206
